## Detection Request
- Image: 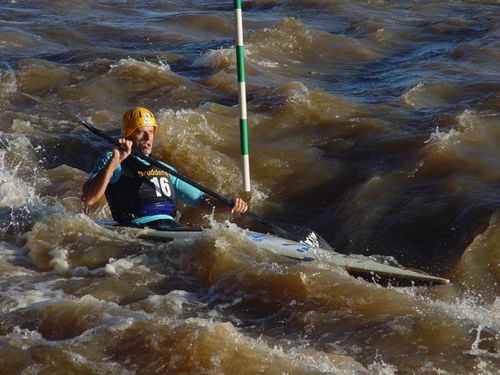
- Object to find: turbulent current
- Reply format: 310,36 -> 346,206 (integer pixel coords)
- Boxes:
0,1 -> 499,374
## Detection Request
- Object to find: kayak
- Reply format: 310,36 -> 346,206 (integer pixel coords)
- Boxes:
98,221 -> 450,286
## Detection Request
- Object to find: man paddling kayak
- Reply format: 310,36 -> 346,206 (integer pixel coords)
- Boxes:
82,107 -> 248,229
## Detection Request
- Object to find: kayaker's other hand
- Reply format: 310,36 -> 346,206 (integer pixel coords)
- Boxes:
231,197 -> 248,214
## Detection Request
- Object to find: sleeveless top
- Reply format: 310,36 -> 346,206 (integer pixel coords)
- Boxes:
105,155 -> 177,223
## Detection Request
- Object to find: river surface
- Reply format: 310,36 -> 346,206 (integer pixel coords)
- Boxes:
0,1 -> 499,374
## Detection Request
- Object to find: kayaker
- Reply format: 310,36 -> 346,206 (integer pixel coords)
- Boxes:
82,106 -> 248,229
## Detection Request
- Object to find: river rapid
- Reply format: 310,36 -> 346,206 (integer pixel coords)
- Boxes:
0,1 -> 499,374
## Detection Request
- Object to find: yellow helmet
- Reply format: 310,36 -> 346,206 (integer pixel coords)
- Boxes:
122,107 -> 157,137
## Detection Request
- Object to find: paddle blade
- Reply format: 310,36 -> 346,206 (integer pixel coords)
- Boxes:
266,220 -> 333,251
244,211 -> 332,250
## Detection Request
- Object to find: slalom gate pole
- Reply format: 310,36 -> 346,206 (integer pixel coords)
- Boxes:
234,0 -> 251,192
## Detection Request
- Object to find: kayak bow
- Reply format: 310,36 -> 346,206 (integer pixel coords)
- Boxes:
99,221 -> 451,286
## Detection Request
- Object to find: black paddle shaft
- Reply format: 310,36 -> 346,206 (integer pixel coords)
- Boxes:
22,93 -> 330,249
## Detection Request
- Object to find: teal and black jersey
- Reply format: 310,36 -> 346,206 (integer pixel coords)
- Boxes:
89,152 -> 204,224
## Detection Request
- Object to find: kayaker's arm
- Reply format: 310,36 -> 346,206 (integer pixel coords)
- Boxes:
82,139 -> 131,206
197,195 -> 248,214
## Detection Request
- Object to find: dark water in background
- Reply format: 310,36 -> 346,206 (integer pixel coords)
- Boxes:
0,1 -> 499,374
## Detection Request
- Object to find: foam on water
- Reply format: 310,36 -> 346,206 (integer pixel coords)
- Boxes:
0,277 -> 68,313
0,135 -> 37,207
0,130 -> 68,238
425,126 -> 463,148
0,68 -> 16,98
109,56 -> 171,74
192,48 -> 234,69
394,284 -> 499,364
158,107 -> 223,142
136,291 -> 205,317
48,247 -> 70,272
104,257 -> 134,275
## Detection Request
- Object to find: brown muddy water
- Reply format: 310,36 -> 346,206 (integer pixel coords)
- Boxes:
0,1 -> 499,374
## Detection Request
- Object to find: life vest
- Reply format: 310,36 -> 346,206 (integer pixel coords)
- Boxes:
105,156 -> 177,223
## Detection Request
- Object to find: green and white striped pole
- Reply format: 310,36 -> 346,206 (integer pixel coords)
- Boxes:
234,0 -> 251,192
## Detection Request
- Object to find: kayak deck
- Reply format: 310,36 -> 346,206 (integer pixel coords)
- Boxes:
97,221 -> 450,286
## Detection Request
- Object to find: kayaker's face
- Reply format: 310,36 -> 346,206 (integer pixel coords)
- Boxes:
130,126 -> 155,155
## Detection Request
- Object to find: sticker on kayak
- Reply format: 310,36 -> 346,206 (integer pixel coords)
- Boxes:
246,231 -> 269,242
280,243 -> 309,253
246,231 -> 310,253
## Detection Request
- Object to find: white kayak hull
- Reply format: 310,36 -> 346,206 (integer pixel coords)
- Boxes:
98,221 -> 450,286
